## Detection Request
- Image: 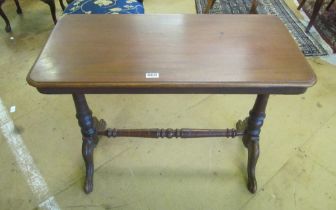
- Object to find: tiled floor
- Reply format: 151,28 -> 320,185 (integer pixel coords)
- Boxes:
0,0 -> 335,209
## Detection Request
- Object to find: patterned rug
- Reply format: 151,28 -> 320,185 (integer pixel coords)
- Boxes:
195,0 -> 328,56
299,0 -> 336,53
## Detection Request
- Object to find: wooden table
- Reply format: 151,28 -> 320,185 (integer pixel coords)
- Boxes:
27,14 -> 316,194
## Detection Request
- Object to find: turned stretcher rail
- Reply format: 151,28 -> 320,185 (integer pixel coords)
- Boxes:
97,128 -> 244,138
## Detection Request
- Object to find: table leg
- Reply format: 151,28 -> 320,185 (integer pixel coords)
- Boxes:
41,0 -> 57,24
59,0 -> 65,11
250,0 -> 258,14
73,94 -> 99,194
0,0 -> 11,32
297,0 -> 307,10
14,0 -> 22,14
238,94 -> 269,193
326,0 -> 335,10
306,0 -> 324,32
204,0 -> 216,13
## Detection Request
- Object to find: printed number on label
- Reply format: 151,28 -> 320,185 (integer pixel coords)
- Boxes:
146,72 -> 159,79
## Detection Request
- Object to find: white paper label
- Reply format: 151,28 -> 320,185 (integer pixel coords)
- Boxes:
146,72 -> 159,79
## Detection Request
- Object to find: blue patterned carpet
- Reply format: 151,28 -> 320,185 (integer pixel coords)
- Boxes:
195,0 -> 328,56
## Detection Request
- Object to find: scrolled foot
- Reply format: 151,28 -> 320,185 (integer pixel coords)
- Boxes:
247,177 -> 257,193
84,177 -> 93,194
82,138 -> 95,194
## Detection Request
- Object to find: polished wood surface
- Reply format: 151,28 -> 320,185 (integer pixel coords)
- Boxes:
27,15 -> 316,94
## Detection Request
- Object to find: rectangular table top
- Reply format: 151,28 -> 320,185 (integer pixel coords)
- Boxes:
27,14 -> 316,94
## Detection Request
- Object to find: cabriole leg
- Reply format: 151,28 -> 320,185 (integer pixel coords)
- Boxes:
73,94 -> 97,194
242,94 -> 269,193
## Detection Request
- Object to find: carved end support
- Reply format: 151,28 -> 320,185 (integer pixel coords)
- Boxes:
236,117 -> 249,148
82,137 -> 94,194
73,94 -> 108,194
242,94 -> 269,194
92,117 -> 106,146
247,138 -> 259,193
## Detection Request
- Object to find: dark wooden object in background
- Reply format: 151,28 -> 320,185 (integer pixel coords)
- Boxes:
27,15 -> 316,194
205,0 -> 259,14
297,0 -> 335,32
0,0 -> 64,32
0,0 -> 21,32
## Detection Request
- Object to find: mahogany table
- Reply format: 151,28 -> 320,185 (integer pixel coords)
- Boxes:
27,14 -> 316,194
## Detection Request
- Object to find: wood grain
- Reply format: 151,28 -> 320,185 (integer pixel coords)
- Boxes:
27,15 -> 316,94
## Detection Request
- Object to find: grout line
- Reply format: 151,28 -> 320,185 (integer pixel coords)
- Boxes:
310,158 -> 336,178
0,98 -> 61,210
185,95 -> 212,111
297,110 -> 336,149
